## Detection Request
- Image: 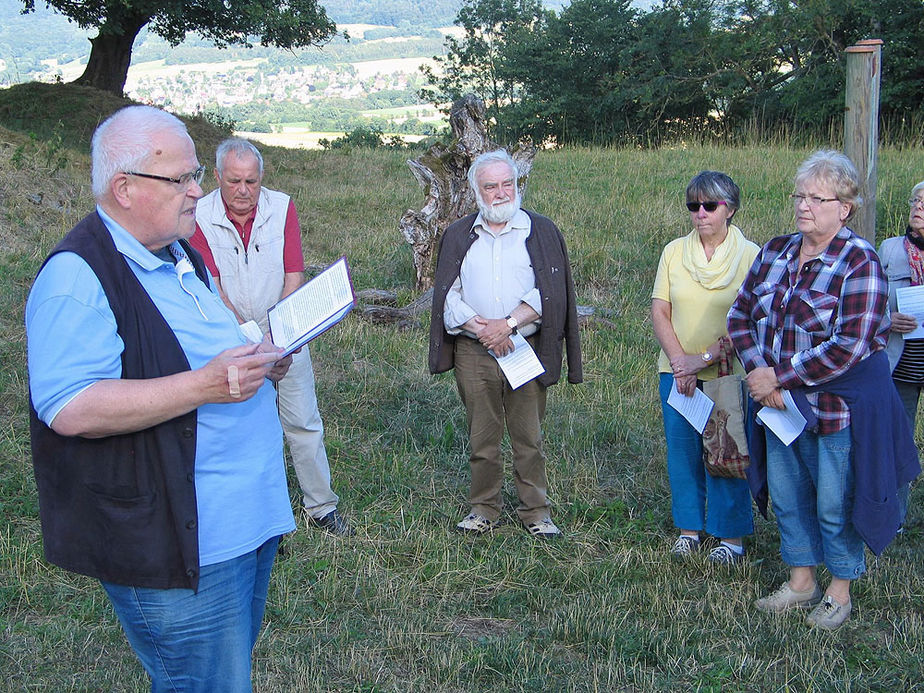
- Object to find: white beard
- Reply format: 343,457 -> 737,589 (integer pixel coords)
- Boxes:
477,191 -> 521,225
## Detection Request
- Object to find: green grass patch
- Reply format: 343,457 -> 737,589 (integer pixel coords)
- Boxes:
1,84 -> 923,691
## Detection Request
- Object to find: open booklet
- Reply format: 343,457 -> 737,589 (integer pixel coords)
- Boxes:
267,256 -> 356,356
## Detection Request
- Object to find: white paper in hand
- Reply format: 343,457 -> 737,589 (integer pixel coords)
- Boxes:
667,383 -> 714,434
267,256 -> 356,356
491,332 -> 545,389
756,389 -> 806,446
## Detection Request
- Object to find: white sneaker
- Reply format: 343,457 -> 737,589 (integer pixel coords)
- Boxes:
755,582 -> 823,613
670,535 -> 700,559
805,595 -> 852,630
456,513 -> 500,535
525,518 -> 561,539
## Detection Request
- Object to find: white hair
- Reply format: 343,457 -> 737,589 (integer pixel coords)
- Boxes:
467,149 -> 518,192
90,105 -> 190,200
216,138 -> 264,175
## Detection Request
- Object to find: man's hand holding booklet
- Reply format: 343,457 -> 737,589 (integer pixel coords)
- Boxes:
267,256 -> 356,356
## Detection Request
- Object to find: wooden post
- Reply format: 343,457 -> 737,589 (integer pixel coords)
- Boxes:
844,39 -> 882,244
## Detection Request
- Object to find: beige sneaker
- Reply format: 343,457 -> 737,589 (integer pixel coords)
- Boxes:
755,582 -> 823,613
524,518 -> 562,539
456,513 -> 500,535
805,595 -> 852,630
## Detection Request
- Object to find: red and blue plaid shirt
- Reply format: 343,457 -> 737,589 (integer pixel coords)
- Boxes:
727,227 -> 889,433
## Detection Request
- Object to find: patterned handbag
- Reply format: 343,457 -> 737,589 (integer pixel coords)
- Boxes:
701,338 -> 750,479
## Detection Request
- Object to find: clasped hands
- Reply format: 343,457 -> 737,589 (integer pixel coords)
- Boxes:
468,316 -> 515,356
745,366 -> 785,410
669,353 -> 708,396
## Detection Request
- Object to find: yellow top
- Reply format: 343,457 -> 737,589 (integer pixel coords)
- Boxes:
652,225 -> 759,378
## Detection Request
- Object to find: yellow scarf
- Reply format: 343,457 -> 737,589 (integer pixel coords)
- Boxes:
681,224 -> 748,290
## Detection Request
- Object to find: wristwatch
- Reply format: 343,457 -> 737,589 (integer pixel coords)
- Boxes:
701,351 -> 714,363
505,315 -> 518,334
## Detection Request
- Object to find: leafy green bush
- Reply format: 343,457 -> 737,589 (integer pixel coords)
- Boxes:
319,126 -> 409,150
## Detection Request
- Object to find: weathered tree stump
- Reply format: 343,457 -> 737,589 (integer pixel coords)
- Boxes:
399,94 -> 536,292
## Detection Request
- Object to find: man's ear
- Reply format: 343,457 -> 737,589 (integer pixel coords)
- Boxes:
214,168 -> 221,185
109,173 -> 133,209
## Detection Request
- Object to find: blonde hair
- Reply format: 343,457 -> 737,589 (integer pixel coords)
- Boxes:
794,150 -> 862,222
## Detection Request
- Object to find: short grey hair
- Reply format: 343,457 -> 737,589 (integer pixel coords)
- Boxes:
795,150 -> 862,221
911,180 -> 924,199
686,171 -> 741,219
467,149 -> 518,192
216,138 -> 264,176
90,105 -> 190,200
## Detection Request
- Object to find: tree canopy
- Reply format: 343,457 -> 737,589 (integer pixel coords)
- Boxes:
21,0 -> 339,95
422,0 -> 924,145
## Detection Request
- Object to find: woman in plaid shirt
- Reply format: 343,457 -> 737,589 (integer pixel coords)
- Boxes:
728,151 -> 895,630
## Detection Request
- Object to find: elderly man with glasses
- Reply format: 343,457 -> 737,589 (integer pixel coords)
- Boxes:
190,137 -> 352,537
26,105 -> 296,690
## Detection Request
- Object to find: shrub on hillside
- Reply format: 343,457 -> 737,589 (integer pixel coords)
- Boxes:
319,126 -> 409,150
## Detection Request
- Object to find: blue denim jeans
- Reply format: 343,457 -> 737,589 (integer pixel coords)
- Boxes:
102,536 -> 280,693
659,374 -> 754,538
765,426 -> 865,579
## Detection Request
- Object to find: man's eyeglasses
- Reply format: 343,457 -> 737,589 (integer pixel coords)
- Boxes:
910,197 -> 924,209
686,201 -> 726,213
124,164 -> 206,187
790,193 -> 838,206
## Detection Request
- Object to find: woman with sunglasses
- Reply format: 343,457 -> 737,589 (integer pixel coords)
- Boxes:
728,151 -> 918,630
651,171 -> 758,565
877,180 -> 924,527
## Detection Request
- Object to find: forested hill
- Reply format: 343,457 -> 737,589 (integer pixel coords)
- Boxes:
322,0 -> 464,26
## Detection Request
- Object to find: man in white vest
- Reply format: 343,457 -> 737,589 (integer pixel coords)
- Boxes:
191,138 -> 352,536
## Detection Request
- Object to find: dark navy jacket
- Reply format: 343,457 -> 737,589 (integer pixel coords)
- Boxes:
747,350 -> 920,555
29,212 -> 209,590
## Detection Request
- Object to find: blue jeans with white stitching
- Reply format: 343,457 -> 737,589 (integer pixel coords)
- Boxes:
766,426 -> 865,579
102,535 -> 279,692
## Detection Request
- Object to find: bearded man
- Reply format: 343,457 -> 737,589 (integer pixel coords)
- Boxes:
428,149 -> 583,539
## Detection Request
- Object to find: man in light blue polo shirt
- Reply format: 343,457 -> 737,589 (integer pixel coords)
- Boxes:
26,105 -> 295,692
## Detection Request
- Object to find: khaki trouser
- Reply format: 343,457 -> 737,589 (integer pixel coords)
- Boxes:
277,346 -> 338,519
453,336 -> 550,524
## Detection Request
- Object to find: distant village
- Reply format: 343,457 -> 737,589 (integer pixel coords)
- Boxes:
125,59 -> 428,115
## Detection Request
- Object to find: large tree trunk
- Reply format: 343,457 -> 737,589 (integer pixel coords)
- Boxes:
398,95 -> 536,292
73,14 -> 148,96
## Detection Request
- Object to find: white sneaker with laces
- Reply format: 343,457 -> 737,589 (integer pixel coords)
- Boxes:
525,518 -> 561,539
805,595 -> 852,630
456,513 -> 500,535
755,582 -> 823,613
670,535 -> 700,558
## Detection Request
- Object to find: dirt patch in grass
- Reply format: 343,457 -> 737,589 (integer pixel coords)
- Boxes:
451,616 -> 517,641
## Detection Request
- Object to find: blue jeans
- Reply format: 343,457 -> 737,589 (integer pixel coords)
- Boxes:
765,427 -> 865,579
102,536 -> 280,693
659,374 -> 753,538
